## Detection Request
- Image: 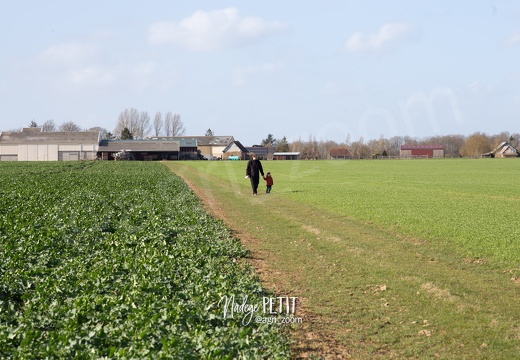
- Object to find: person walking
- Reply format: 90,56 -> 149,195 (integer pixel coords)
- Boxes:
263,172 -> 274,193
245,154 -> 264,195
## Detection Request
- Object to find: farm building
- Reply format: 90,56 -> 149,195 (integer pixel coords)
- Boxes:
222,141 -> 248,160
97,139 -> 180,160
177,138 -> 199,160
0,127 -> 100,161
482,142 -> 519,158
330,147 -> 353,159
273,152 -> 300,160
148,136 -> 234,158
400,145 -> 445,158
0,129 -> 244,162
245,146 -> 275,160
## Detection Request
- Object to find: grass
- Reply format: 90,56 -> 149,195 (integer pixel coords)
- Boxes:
166,159 -> 520,359
170,159 -> 520,264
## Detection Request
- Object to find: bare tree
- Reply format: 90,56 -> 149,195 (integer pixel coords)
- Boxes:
134,111 -> 151,139
115,108 -> 140,138
491,131 -> 511,148
42,120 -> 57,132
317,139 -> 338,159
301,135 -> 319,159
403,135 -> 418,145
388,136 -> 405,157
460,132 -> 492,158
366,138 -> 380,157
163,112 -> 185,136
164,112 -> 173,136
87,126 -> 108,139
344,133 -> 352,147
153,112 -> 162,137
426,134 -> 464,158
59,121 -> 82,132
290,137 -> 304,153
378,133 -> 386,154
351,137 -> 371,159
171,113 -> 185,136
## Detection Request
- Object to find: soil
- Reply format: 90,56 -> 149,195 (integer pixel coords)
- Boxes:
180,175 -> 353,359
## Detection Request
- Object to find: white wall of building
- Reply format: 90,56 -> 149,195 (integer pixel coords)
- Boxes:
0,143 -> 98,161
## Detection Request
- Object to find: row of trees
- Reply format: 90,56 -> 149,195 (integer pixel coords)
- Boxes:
260,134 -> 290,152
114,108 -> 185,139
261,131 -> 519,159
28,120 -> 83,132
27,108 -> 187,140
26,118 -> 517,159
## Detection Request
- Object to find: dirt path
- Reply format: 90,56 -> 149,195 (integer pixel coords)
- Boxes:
166,162 -> 520,359
177,174 -> 352,359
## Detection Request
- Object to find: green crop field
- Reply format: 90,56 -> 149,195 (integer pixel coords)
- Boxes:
167,158 -> 520,358
179,158 -> 520,264
0,162 -> 290,358
2,159 -> 518,358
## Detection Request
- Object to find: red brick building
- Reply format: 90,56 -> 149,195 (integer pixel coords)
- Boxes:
330,147 -> 353,159
400,145 -> 445,158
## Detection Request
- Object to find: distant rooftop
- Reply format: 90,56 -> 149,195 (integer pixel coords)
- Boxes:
400,144 -> 445,150
147,135 -> 234,146
98,139 -> 180,152
0,127 -> 100,144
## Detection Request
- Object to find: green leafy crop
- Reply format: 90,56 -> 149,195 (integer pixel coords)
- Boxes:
0,161 -> 289,359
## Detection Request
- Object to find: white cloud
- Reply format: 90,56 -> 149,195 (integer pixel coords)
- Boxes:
34,40 -> 158,90
38,42 -> 98,66
68,66 -> 115,87
148,7 -> 287,51
345,23 -> 413,53
504,31 -> 520,47
232,62 -> 282,86
65,61 -> 157,89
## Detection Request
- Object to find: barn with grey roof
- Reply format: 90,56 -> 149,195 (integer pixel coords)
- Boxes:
0,127 -> 100,161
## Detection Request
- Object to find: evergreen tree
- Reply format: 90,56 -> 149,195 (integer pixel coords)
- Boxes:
120,127 -> 133,140
276,136 -> 290,152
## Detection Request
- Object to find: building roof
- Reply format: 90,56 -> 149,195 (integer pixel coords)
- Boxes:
273,152 -> 300,156
400,144 -> 444,150
0,127 -> 100,144
330,147 -> 352,157
498,145 -> 518,156
147,136 -> 234,146
223,141 -> 248,153
245,146 -> 275,155
483,142 -> 519,157
98,140 -> 180,152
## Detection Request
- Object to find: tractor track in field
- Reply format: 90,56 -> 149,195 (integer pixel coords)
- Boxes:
178,174 -> 353,359
167,161 -> 520,359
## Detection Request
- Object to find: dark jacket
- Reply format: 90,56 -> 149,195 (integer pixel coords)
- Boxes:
246,159 -> 264,179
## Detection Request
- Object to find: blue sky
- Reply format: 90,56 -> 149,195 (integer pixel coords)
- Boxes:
1,1 -> 519,146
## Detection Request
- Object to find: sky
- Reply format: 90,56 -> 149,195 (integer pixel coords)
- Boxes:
1,1 -> 520,146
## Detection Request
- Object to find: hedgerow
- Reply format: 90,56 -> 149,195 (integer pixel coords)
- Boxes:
0,161 -> 289,359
